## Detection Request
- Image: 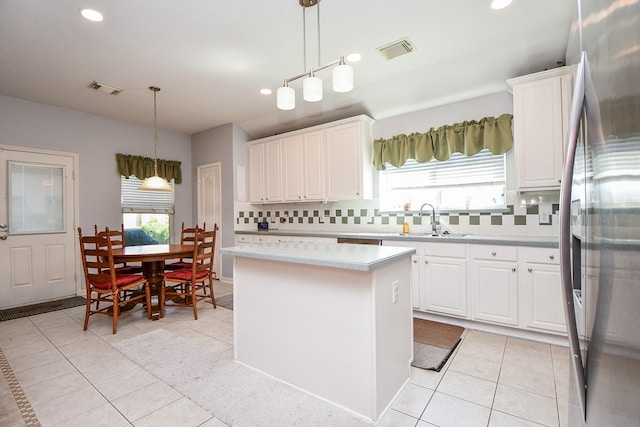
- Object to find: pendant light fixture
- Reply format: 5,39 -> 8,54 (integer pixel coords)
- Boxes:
139,86 -> 172,192
276,0 -> 355,110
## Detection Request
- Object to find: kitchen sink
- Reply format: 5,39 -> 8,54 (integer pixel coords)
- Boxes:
391,233 -> 470,238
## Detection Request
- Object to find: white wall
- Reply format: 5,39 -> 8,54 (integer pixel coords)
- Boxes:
0,95 -> 193,240
191,122 -> 249,280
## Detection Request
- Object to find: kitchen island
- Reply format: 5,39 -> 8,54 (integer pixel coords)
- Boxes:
220,242 -> 415,422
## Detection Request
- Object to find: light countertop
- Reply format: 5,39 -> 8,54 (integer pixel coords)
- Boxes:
235,230 -> 559,248
220,242 -> 416,271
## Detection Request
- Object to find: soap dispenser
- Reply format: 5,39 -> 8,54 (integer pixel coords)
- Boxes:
402,222 -> 409,234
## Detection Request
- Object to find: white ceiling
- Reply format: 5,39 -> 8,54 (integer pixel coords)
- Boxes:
0,0 -> 576,139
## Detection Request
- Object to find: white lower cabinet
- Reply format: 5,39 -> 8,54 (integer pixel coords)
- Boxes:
519,247 -> 566,334
423,243 -> 467,318
383,240 -> 467,316
471,245 -> 519,326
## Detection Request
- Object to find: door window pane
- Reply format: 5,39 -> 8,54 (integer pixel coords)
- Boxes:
9,162 -> 65,234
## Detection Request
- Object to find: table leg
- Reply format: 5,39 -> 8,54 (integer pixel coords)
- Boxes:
142,260 -> 165,320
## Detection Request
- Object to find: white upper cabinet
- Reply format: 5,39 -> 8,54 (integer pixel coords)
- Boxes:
325,117 -> 374,200
507,66 -> 576,191
248,115 -> 374,204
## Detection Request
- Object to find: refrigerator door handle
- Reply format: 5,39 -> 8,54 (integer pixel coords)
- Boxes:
559,51 -> 587,420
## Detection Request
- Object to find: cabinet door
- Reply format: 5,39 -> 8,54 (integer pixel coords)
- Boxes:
424,256 -> 467,318
282,135 -> 303,201
513,76 -> 565,190
264,140 -> 282,202
522,263 -> 566,333
303,130 -> 325,201
249,143 -> 265,203
325,122 -> 361,199
472,260 -> 518,326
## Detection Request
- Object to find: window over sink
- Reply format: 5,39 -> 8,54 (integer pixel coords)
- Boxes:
379,149 -> 506,211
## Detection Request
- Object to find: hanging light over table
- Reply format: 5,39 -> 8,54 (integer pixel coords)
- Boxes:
139,86 -> 172,192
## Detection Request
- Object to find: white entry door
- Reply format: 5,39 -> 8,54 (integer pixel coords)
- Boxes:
0,146 -> 79,309
197,162 -> 222,279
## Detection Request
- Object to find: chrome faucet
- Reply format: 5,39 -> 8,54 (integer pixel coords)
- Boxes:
418,203 -> 440,235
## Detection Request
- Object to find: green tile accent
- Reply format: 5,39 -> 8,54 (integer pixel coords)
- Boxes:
397,217 -> 404,225
303,210 -> 309,217
491,216 -> 503,225
342,217 -> 348,224
308,217 -> 313,223
293,210 -> 299,217
413,216 -> 421,225
336,209 -> 342,216
552,203 -> 560,213
515,215 -> 527,225
354,217 -> 361,225
249,211 -> 254,217
470,216 -> 480,225
480,212 -> 490,216
360,209 -> 367,217
506,205 -> 514,215
459,212 -> 469,216
382,217 -> 389,225
313,210 -> 319,217
330,217 -> 336,224
348,209 -> 354,217
298,217 -> 303,224
526,204 -> 539,215
239,211 -> 245,217
324,209 -> 331,216
449,216 -> 459,225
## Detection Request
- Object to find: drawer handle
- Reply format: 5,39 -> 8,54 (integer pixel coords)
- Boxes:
413,259 -> 417,264
425,260 -> 429,264
491,251 -> 497,256
549,255 -> 555,260
512,267 -> 516,272
528,267 -> 533,272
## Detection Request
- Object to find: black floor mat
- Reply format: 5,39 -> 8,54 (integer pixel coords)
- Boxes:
0,296 -> 86,321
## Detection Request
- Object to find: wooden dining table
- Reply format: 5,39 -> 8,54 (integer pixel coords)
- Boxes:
112,244 -> 194,320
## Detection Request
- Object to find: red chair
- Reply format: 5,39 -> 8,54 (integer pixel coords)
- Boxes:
78,227 -> 151,334
161,228 -> 217,319
94,224 -> 142,275
164,222 -> 206,271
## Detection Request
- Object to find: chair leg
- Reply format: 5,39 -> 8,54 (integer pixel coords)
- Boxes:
145,282 -> 152,320
112,290 -> 120,335
159,283 -> 165,318
191,282 -> 198,320
83,294 -> 91,331
208,277 -> 216,309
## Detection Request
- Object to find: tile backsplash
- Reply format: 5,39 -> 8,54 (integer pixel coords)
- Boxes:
235,191 -> 560,237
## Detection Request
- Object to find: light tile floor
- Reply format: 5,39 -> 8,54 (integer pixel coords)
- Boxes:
0,281 -> 571,426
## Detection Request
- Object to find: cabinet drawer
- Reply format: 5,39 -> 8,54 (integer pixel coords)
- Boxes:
236,234 -> 253,244
522,247 -> 559,265
423,242 -> 466,258
472,244 -> 517,261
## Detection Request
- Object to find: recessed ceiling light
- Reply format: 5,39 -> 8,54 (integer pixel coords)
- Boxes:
260,88 -> 272,95
79,8 -> 104,22
491,0 -> 512,10
346,53 -> 362,63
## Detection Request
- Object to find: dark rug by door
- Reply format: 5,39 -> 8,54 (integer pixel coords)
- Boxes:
0,296 -> 86,321
412,318 -> 464,372
214,293 -> 233,310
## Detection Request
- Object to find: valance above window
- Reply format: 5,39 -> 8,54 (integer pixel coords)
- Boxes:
373,113 -> 513,170
116,153 -> 182,184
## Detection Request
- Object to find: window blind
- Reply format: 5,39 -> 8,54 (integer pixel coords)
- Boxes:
382,149 -> 505,190
121,176 -> 175,214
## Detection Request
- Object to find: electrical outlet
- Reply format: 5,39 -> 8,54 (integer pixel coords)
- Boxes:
392,281 -> 399,304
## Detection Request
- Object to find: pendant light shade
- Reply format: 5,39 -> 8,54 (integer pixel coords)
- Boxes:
139,174 -> 172,191
332,61 -> 353,93
139,86 -> 172,192
277,85 -> 296,110
303,74 -> 323,102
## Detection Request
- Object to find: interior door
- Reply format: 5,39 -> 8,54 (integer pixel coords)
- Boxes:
0,146 -> 78,309
197,162 -> 222,279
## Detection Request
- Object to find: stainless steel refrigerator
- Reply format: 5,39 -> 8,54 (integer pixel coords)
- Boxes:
560,0 -> 640,425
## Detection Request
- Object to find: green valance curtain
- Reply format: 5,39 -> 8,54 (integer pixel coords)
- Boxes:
373,113 -> 513,170
116,153 -> 182,184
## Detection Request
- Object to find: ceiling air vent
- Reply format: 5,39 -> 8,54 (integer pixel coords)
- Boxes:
377,37 -> 415,60
88,80 -> 123,95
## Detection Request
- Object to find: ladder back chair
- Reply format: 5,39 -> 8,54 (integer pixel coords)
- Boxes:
161,227 -> 217,319
78,226 -> 151,334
